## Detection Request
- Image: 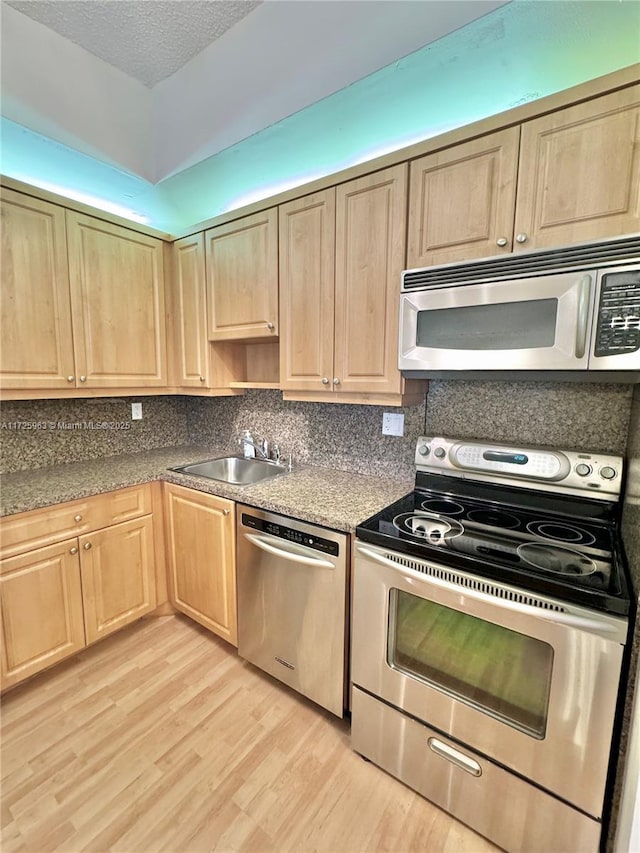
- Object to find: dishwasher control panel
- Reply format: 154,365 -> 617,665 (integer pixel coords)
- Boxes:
241,513 -> 340,556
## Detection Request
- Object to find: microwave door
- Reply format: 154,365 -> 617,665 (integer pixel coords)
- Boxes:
399,272 -> 595,372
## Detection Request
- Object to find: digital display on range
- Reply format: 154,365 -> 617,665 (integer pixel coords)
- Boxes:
241,514 -> 339,556
483,451 -> 529,465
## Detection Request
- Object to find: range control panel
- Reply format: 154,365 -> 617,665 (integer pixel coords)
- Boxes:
415,436 -> 623,499
594,269 -> 640,357
241,513 -> 339,556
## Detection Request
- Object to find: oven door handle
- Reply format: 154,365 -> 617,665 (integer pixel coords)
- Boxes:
356,543 -> 625,640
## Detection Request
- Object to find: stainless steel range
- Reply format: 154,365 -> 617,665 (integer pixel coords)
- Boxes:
351,436 -> 632,853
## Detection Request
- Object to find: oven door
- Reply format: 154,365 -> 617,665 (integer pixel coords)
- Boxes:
352,541 -> 627,819
398,271 -> 595,372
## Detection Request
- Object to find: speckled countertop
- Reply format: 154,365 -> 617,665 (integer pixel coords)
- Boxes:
0,445 -> 414,532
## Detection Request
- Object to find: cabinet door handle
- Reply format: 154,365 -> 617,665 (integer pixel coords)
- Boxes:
223,508 -> 230,516
79,375 -> 87,383
333,377 -> 340,386
74,514 -> 82,522
199,376 -> 206,382
83,542 -> 92,550
321,377 -> 329,385
515,233 -> 528,244
496,237 -> 508,247
266,322 -> 275,331
67,375 -> 75,383
69,546 -> 78,555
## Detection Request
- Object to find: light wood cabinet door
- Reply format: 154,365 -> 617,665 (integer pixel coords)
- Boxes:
515,86 -> 640,250
79,515 -> 157,644
279,190 -> 336,392
0,540 -> 85,690
0,190 -> 76,390
164,484 -> 237,646
407,128 -> 520,267
206,208 -> 278,341
66,212 -> 167,388
334,164 -> 408,395
171,233 -> 209,387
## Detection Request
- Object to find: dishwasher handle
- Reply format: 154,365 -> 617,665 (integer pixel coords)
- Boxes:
242,531 -> 335,568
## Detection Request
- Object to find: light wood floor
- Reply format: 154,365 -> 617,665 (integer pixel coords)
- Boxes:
1,615 -> 499,853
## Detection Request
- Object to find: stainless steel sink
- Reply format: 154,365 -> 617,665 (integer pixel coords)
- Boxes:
170,456 -> 288,486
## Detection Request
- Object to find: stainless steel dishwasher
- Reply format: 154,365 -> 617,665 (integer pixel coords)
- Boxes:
236,504 -> 347,717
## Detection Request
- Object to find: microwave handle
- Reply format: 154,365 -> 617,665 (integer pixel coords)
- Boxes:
575,274 -> 593,359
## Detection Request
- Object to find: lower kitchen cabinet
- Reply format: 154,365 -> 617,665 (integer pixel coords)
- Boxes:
0,484 -> 160,691
0,540 -> 86,689
164,483 -> 237,646
79,516 -> 157,644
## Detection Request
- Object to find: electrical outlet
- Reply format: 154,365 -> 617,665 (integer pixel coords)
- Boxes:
382,412 -> 404,436
131,403 -> 143,420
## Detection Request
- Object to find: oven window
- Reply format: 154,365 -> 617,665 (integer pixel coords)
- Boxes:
388,590 -> 553,738
416,299 -> 557,350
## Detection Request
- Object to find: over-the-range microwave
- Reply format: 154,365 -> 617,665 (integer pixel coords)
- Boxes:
399,236 -> 640,382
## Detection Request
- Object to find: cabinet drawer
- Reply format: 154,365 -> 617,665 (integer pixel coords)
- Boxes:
0,484 -> 152,560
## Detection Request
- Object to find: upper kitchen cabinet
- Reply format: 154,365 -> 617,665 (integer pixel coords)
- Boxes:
408,86 -> 640,266
407,128 -> 520,267
205,208 -> 278,341
515,86 -> 640,250
280,165 -> 425,404
0,190 -> 76,391
170,233 -> 210,389
66,212 -> 167,388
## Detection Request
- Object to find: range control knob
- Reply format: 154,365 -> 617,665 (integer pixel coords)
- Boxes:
575,463 -> 592,477
434,447 -> 446,459
600,466 -> 617,480
418,444 -> 430,456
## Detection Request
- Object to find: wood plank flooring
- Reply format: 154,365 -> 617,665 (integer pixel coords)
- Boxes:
1,615 -> 499,852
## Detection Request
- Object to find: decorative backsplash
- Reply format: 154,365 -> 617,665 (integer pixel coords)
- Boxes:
1,381 -> 635,480
0,397 -> 189,472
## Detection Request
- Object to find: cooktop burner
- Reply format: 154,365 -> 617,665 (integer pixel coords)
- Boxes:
357,473 -> 629,614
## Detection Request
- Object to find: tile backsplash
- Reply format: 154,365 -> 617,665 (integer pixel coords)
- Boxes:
1,380 -> 635,478
0,397 -> 189,473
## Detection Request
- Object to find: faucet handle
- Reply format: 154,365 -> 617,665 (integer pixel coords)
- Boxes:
271,443 -> 281,463
260,437 -> 269,458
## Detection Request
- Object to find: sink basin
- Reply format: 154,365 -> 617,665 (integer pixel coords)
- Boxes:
170,456 -> 288,486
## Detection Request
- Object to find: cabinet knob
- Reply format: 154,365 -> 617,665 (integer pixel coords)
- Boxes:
67,375 -> 75,383
333,378 -> 340,386
69,546 -> 78,555
496,237 -> 508,247
199,376 -> 206,382
515,233 -> 528,244
266,322 -> 275,331
223,508 -> 230,516
83,542 -> 92,550
79,375 -> 87,383
321,377 -> 329,385
74,514 -> 82,522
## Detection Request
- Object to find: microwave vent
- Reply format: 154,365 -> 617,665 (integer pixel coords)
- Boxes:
402,235 -> 640,290
387,552 -> 566,612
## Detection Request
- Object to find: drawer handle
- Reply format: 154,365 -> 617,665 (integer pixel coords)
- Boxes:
69,546 -> 78,555
83,542 -> 92,551
427,737 -> 482,777
74,514 -> 82,523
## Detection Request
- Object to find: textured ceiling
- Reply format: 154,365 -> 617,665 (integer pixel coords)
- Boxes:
5,0 -> 262,87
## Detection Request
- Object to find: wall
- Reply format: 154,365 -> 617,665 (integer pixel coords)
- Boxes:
0,396 -> 188,473
611,384 -> 640,850
1,381 -> 634,478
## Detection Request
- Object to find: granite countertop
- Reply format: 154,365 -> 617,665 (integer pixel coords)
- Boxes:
0,445 -> 414,532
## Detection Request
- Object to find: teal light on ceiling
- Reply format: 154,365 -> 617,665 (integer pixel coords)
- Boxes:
2,0 -> 639,234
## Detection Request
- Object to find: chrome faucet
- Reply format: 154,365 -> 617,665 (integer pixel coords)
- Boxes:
239,433 -> 273,461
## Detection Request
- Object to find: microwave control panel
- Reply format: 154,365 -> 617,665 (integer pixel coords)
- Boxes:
594,270 -> 640,357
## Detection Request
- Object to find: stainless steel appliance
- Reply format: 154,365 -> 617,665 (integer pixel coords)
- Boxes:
352,436 -> 632,853
236,505 -> 347,717
399,236 -> 640,381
